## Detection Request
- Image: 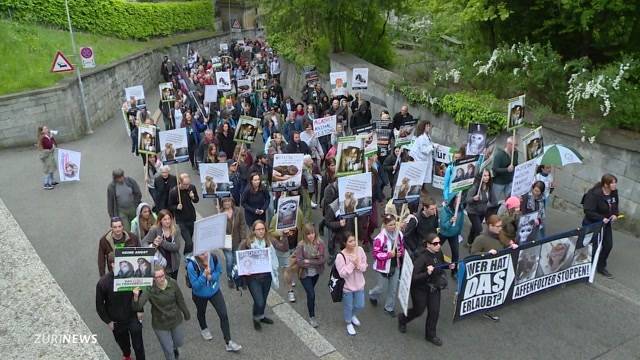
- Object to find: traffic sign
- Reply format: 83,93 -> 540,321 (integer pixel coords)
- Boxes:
231,18 -> 241,33
80,47 -> 96,68
51,51 -> 75,73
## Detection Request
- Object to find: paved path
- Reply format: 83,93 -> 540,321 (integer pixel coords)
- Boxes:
2,87 -> 640,359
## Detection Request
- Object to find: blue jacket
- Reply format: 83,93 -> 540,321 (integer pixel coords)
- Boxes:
187,254 -> 222,299
442,164 -> 455,203
438,205 -> 464,237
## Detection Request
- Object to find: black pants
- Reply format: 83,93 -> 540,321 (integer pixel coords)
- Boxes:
192,291 -> 231,343
592,223 -> 613,270
113,318 -> 145,359
178,221 -> 194,255
188,137 -> 197,167
467,213 -> 485,245
403,287 -> 440,339
440,235 -> 459,271
167,270 -> 179,280
300,274 -> 319,317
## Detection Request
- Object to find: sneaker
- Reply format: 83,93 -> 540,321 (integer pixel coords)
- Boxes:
484,312 -> 500,322
291,281 -> 296,287
311,201 -> 318,209
384,309 -> 397,318
200,328 -> 213,341
260,317 -> 274,324
398,315 -> 407,333
426,336 -> 443,346
309,317 -> 319,328
52,182 -> 59,186
369,298 -> 378,306
253,320 -> 262,331
225,340 -> 242,352
598,268 -> 614,279
346,323 -> 356,336
173,348 -> 180,359
351,315 -> 361,327
43,185 -> 54,190
288,290 -> 296,302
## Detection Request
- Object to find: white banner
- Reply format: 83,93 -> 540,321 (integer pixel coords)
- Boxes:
352,68 -> 368,90
204,85 -> 218,103
57,148 -> 81,182
312,115 -> 337,137
392,161 -> 428,203
511,159 -> 538,197
398,252 -> 414,317
193,213 -> 228,254
158,128 -> 189,164
236,248 -> 272,276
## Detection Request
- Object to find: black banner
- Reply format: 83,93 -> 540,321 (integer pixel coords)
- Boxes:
453,223 -> 603,320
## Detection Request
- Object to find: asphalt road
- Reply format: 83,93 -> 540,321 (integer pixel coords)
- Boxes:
2,88 -> 640,359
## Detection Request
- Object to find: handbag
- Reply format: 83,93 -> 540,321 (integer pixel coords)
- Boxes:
328,253 -> 346,302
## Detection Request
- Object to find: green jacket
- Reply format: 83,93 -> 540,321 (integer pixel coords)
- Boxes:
132,277 -> 190,330
492,148 -> 519,185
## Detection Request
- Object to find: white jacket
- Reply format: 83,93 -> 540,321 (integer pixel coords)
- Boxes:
409,133 -> 434,183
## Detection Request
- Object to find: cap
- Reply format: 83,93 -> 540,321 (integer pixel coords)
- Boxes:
505,196 -> 521,209
227,159 -> 238,166
218,151 -> 227,158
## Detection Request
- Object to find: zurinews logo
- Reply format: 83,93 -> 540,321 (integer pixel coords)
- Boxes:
34,333 -> 98,344
460,254 -> 514,316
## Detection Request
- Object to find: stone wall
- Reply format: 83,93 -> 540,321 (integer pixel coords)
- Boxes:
328,53 -> 640,235
0,29 -> 261,148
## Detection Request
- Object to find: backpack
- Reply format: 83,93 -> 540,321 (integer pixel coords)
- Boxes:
185,255 -> 218,289
328,253 -> 346,303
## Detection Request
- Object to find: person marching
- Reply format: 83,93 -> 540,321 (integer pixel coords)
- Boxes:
293,224 -> 325,327
335,233 -> 368,336
369,214 -> 405,317
168,173 -> 199,256
143,210 -> 184,280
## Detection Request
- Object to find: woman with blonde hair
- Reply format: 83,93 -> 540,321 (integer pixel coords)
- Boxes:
204,143 -> 219,163
143,209 -> 184,280
37,125 -> 57,190
292,224 -> 325,327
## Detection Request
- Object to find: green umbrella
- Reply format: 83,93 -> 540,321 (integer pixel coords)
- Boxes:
536,144 -> 583,166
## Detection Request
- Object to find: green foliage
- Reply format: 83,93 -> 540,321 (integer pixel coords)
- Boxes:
0,0 -> 215,40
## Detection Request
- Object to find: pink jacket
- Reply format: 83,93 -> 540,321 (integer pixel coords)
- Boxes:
335,247 -> 368,292
372,230 -> 404,272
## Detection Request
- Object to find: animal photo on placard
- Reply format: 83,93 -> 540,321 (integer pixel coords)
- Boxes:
276,196 -> 300,231
466,123 -> 487,156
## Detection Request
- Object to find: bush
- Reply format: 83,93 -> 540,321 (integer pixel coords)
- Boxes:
0,0 -> 214,40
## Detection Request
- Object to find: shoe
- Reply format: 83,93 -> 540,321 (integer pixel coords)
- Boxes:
309,317 -> 319,328
351,315 -> 361,327
311,201 -> 318,209
484,313 -> 500,322
291,281 -> 296,287
43,185 -> 54,190
121,356 -> 132,360
253,320 -> 262,330
426,336 -> 443,346
228,279 -> 235,289
398,315 -> 407,333
52,182 -> 59,186
201,328 -> 213,341
260,317 -> 274,324
288,290 -> 296,302
225,340 -> 242,352
346,323 -> 357,336
173,348 -> 180,359
369,298 -> 378,306
598,268 -> 614,278
384,309 -> 397,318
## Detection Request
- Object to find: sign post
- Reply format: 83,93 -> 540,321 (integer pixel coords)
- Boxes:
80,47 -> 96,68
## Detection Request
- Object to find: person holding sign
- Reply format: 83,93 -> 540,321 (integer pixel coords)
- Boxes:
143,210 -> 184,280
238,220 -> 279,331
37,125 -> 58,190
369,214 -> 405,317
408,120 -> 434,193
335,233 -> 368,336
438,195 -> 465,277
168,173 -> 199,256
132,267 -> 190,360
186,251 -> 242,352
98,217 -> 140,276
465,169 -> 496,246
398,234 -> 453,346
241,173 -> 270,227
492,136 -> 520,204
219,197 -> 248,288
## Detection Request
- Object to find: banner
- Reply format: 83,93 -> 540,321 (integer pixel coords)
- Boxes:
57,148 -> 81,182
338,172 -> 372,218
113,247 -> 155,292
193,213 -> 227,254
137,125 -> 157,155
330,71 -> 348,96
159,82 -> 175,102
466,123 -> 488,156
335,136 -> 365,177
215,71 -> 232,90
454,224 -> 601,320
237,78 -> 252,96
204,85 -> 218,103
236,248 -> 272,276
199,162 -> 231,198
352,68 -> 369,90
507,95 -> 526,130
397,252 -> 414,317
511,159 -> 538,197
272,153 -> 304,191
276,195 -> 300,231
449,155 -> 480,193
432,144 -> 452,189
376,126 -> 392,157
393,118 -> 417,146
234,116 -> 260,144
522,126 -> 544,161
124,85 -> 146,109
393,161 -> 428,203
313,115 -> 337,138
158,128 -> 189,164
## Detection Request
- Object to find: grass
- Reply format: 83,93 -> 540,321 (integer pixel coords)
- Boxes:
0,19 -> 216,95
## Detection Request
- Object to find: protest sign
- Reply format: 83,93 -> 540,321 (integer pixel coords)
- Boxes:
234,116 -> 260,144
449,155 -> 480,193
375,124 -> 392,157
352,68 -> 369,90
352,122 -> 375,135
466,123 -> 487,156
236,248 -> 272,276
220,43 -> 229,52
159,82 -> 175,102
199,163 -> 231,198
394,118 -> 417,146
158,128 -> 189,164
215,71 -> 232,90
362,131 -> 378,158
398,252 -> 414,317
393,161 -> 428,203
237,78 -> 252,96
330,71 -> 348,96
516,212 -> 540,244
303,66 -> 319,86
253,73 -> 268,92
522,126 -> 544,161
193,213 -> 227,255
57,149 -> 81,182
114,247 -> 155,292
137,125 -> 157,155
335,136 -> 365,177
479,137 -> 497,172
507,95 -> 526,130
432,144 -> 452,189
276,195 -> 300,231
272,153 -> 304,191
204,85 -> 218,103
312,115 -> 337,137
338,172 -> 373,218
511,159 -> 538,197
454,223 -> 601,320
125,85 -> 146,109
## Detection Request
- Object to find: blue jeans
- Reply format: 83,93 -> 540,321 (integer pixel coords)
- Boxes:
301,274 -> 319,317
223,249 -> 235,280
492,182 -> 512,204
369,271 -> 400,312
247,274 -> 272,320
343,289 -> 365,323
43,173 -> 54,186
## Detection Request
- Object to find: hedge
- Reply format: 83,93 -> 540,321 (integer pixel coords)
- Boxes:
0,0 -> 214,39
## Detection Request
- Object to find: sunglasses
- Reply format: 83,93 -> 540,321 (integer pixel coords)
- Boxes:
429,242 -> 441,246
